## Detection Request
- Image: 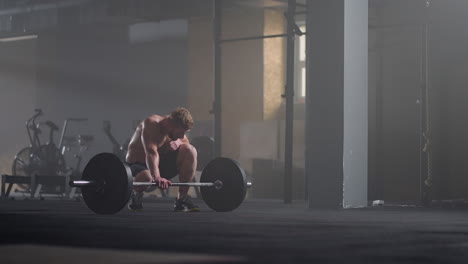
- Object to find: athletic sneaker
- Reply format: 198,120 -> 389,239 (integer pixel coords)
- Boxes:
128,191 -> 144,211
174,196 -> 200,212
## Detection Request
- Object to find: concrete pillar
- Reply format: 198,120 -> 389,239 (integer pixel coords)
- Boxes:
306,0 -> 368,208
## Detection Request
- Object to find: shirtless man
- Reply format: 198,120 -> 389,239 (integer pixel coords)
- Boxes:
125,107 -> 199,212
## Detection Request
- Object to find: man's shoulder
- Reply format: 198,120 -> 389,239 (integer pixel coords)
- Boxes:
142,115 -> 168,135
144,115 -> 164,124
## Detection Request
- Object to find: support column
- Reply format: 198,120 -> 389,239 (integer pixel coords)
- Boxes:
306,0 -> 368,208
213,0 -> 222,158
284,0 -> 296,204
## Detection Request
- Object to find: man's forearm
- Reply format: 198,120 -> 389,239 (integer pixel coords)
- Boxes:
146,152 -> 161,180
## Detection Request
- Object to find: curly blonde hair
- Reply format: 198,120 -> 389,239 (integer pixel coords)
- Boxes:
170,107 -> 194,130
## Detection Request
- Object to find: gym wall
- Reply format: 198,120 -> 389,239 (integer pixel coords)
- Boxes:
368,0 -> 468,203
368,1 -> 423,203
1,21 -> 189,173
188,7 -> 265,162
0,39 -> 37,175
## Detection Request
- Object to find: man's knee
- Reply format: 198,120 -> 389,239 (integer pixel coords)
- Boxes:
134,170 -> 152,192
179,143 -> 197,161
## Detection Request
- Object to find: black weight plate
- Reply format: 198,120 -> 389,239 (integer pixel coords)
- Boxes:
190,136 -> 214,171
81,153 -> 133,214
200,157 -> 247,212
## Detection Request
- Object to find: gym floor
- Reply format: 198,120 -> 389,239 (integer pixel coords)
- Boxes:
1,198 -> 468,264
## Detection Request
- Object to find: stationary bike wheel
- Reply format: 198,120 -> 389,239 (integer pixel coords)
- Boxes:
12,147 -> 34,190
12,145 -> 67,191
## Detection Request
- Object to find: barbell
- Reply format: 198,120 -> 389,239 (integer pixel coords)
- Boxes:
69,153 -> 252,214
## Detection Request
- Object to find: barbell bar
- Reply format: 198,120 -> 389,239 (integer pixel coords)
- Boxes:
70,180 -> 252,188
69,153 -> 252,214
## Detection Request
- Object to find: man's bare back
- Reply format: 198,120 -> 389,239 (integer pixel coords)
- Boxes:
126,115 -> 171,164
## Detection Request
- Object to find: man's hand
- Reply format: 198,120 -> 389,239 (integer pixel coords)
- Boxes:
167,140 -> 181,152
153,177 -> 171,189
159,140 -> 181,153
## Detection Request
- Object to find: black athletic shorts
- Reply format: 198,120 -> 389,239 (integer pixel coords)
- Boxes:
127,149 -> 179,179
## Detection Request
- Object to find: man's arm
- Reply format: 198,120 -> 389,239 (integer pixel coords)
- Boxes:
141,118 -> 171,188
141,118 -> 160,180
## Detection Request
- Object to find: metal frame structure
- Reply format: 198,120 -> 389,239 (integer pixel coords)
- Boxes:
212,0 -> 302,203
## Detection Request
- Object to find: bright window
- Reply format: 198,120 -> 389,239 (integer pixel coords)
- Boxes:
295,25 -> 306,102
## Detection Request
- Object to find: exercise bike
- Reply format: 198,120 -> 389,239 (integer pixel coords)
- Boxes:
11,109 -> 66,191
